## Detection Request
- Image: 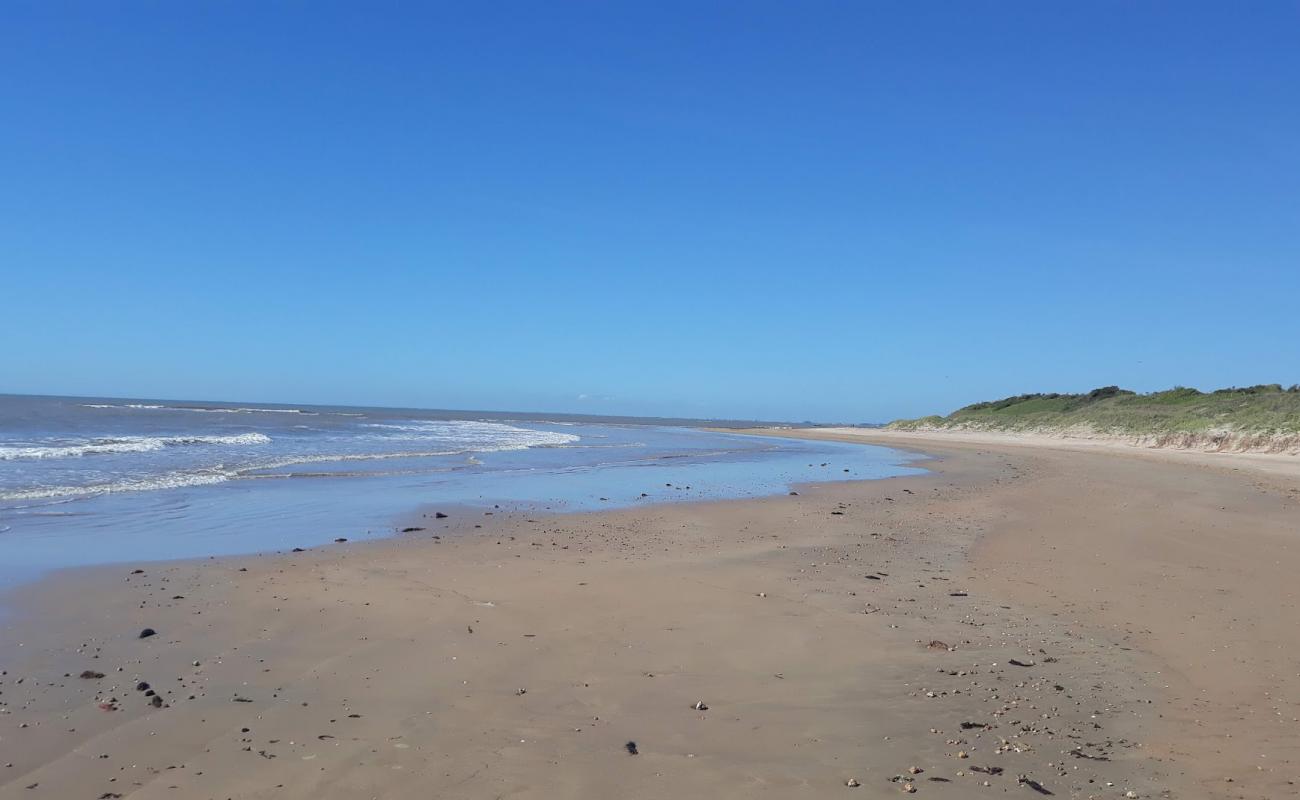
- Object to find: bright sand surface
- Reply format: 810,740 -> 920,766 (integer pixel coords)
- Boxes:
1,429 -> 1297,799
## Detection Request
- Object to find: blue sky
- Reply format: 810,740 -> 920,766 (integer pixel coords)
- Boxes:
3,2 -> 1297,422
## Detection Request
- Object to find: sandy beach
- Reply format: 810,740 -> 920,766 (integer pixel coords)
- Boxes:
2,431 -> 1296,799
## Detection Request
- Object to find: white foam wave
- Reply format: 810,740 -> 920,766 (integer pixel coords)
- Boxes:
0,471 -> 231,501
79,403 -> 166,410
361,420 -> 580,448
0,433 -> 271,460
180,406 -> 316,415
1,420 -> 579,502
80,402 -> 315,415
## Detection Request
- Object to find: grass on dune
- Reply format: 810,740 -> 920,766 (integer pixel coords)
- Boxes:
889,384 -> 1300,435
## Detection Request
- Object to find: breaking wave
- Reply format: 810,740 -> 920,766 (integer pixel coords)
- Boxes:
0,433 -> 272,460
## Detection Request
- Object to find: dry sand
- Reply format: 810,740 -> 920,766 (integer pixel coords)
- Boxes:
1,430 -> 1296,799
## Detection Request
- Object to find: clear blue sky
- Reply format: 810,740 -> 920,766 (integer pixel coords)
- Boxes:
3,2 -> 1297,422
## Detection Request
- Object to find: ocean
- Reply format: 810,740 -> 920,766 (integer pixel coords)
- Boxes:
0,395 -> 922,584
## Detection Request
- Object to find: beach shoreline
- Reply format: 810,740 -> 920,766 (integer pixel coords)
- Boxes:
763,426 -> 1300,478
1,431 -> 1295,798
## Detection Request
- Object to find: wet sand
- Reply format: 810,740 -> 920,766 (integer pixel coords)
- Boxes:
1,431 -> 1296,799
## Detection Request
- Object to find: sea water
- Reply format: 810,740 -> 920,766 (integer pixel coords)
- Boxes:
0,395 -> 923,584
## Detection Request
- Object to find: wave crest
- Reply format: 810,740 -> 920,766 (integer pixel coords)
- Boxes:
0,433 -> 272,460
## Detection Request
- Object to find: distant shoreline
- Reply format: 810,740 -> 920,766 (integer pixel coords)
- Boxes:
735,425 -> 1300,474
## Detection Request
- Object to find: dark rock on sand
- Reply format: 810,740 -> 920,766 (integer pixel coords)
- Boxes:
1018,775 -> 1053,794
138,628 -> 157,639
79,670 -> 105,680
625,741 -> 639,755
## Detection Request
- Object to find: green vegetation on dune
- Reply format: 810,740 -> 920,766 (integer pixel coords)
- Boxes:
889,384 -> 1300,437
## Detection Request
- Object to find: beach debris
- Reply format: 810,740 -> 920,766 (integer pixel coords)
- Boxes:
150,695 -> 163,708
400,527 -> 424,533
1017,775 -> 1051,794
955,750 -> 969,759
292,547 -> 306,552
232,695 -> 254,703
435,512 -> 448,518
515,688 -> 527,696
625,740 -> 639,755
79,670 -> 105,680
845,778 -> 860,787
789,491 -> 799,496
757,592 -> 767,598
1008,658 -> 1035,667
901,782 -> 916,793
865,574 -> 881,580
138,628 -> 157,639
334,537 -> 349,542
692,701 -> 709,711
135,681 -> 150,692
908,766 -> 924,775
960,721 -> 989,730
948,591 -> 968,597
926,640 -> 950,650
